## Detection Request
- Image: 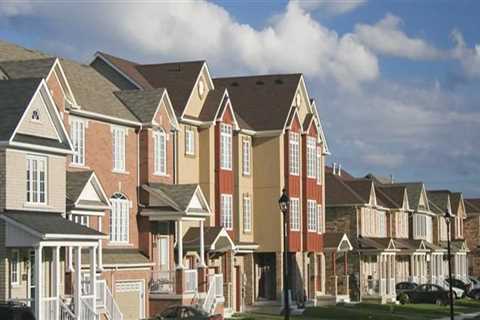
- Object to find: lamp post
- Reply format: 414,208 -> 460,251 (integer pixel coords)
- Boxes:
445,208 -> 454,320
278,189 -> 290,320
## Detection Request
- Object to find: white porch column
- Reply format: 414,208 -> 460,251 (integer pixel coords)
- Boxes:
34,245 -> 43,320
89,246 -> 97,311
74,246 -> 82,318
53,246 -> 61,319
199,219 -> 206,267
387,255 -> 391,295
177,220 -> 184,269
97,239 -> 103,271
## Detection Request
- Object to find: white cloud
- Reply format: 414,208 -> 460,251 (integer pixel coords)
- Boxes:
354,13 -> 444,60
0,0 -> 378,89
295,0 -> 367,15
450,29 -> 480,79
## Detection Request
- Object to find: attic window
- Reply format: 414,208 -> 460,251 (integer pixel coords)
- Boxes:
31,110 -> 40,121
198,79 -> 205,98
295,93 -> 302,107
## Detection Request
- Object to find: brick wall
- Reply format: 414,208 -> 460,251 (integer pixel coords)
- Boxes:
464,215 -> 479,251
325,206 -> 359,242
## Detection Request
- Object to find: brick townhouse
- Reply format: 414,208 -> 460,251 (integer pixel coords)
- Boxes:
463,199 -> 480,277
326,168 -> 469,303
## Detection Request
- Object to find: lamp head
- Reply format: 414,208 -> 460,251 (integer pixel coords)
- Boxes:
278,189 -> 290,214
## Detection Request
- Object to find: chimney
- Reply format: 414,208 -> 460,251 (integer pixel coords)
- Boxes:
333,162 -> 337,175
338,164 -> 342,176
390,174 -> 394,184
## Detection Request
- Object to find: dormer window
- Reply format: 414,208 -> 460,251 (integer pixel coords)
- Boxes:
32,110 -> 40,121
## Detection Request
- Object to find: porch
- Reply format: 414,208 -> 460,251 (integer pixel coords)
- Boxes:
1,211 -> 105,320
323,233 -> 353,303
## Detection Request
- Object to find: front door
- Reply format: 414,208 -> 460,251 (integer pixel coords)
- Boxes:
28,250 -> 35,311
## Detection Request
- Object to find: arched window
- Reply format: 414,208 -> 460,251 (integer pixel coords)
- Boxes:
154,129 -> 167,175
109,193 -> 129,243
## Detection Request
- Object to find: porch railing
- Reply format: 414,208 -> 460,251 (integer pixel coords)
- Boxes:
80,296 -> 98,320
42,297 -> 58,320
60,299 -> 76,320
101,281 -> 123,320
185,269 -> 198,293
364,278 -> 380,296
213,274 -> 224,298
149,270 -> 176,294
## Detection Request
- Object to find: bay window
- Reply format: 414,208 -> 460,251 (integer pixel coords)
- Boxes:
26,155 -> 47,204
290,198 -> 300,231
220,124 -> 232,170
220,194 -> 233,230
306,136 -> 316,178
307,200 -> 318,232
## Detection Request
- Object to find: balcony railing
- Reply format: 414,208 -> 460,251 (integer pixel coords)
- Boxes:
149,270 -> 176,294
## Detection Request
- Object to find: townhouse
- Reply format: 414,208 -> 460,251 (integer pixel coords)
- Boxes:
464,198 -> 480,277
0,39 -> 332,319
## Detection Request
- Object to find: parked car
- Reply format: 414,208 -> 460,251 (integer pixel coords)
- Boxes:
469,277 -> 480,290
152,305 -> 223,320
442,281 -> 465,299
445,277 -> 472,293
467,288 -> 480,300
396,282 -> 418,298
0,301 -> 35,320
398,284 -> 450,305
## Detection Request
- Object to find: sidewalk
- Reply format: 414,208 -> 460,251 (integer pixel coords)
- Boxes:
436,312 -> 480,320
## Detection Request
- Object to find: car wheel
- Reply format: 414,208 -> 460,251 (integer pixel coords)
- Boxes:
435,298 -> 443,305
399,293 -> 409,305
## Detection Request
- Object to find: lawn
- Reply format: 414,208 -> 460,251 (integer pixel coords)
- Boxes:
235,299 -> 480,320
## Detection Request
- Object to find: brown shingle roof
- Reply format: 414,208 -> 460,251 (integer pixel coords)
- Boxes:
197,88 -> 227,122
325,172 -> 365,206
115,88 -> 167,123
95,52 -> 152,89
0,40 -> 49,62
213,74 -> 301,131
0,58 -> 56,79
465,199 -> 480,215
377,185 -> 406,209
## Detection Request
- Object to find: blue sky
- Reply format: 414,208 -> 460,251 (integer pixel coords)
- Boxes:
1,0 -> 479,196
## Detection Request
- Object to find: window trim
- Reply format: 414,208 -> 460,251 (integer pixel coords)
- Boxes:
112,126 -> 126,172
220,124 -> 232,171
242,138 -> 251,176
317,204 -> 324,234
289,132 -> 300,176
316,146 -> 322,185
154,129 -> 167,176
109,194 -> 130,244
158,236 -> 170,271
26,155 -> 47,205
71,118 -> 86,166
10,249 -> 20,286
307,200 -> 318,232
306,136 -> 317,179
243,195 -> 252,233
220,194 -> 233,230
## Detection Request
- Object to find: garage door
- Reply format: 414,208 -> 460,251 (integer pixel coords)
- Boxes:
116,281 -> 145,320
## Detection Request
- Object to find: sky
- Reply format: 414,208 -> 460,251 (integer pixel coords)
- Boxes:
1,0 -> 479,196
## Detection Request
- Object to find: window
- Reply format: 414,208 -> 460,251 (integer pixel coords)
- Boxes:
242,139 -> 251,175
317,204 -> 324,233
307,200 -> 318,232
243,195 -> 252,232
220,194 -> 233,230
185,127 -> 195,156
72,215 -> 89,227
290,198 -> 300,231
158,237 -> 169,270
26,156 -> 47,204
413,214 -> 432,242
289,132 -> 300,175
378,211 -> 387,237
71,119 -> 85,165
154,129 -> 167,175
306,137 -> 316,178
316,146 -> 322,184
110,193 -> 129,243
112,126 -> 126,172
10,250 -> 19,285
220,124 -> 232,170
31,109 -> 40,121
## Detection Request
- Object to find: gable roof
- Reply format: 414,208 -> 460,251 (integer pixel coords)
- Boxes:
0,78 -> 42,141
0,58 -> 57,80
213,74 -> 302,131
0,40 -> 49,62
427,190 -> 451,214
465,199 -> 480,215
325,172 -> 366,206
94,52 -> 207,116
183,226 -> 235,252
114,88 -> 168,123
66,170 -> 94,205
343,179 -> 374,204
450,192 -> 463,215
377,185 -> 407,209
394,182 -> 428,211
198,88 -> 228,122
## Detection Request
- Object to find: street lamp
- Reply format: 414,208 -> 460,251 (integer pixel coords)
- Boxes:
278,189 -> 290,320
445,208 -> 454,320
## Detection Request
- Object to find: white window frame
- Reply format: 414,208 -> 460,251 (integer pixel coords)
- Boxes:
154,129 -> 167,176
26,155 -> 47,205
242,138 -> 251,176
306,136 -> 316,179
71,118 -> 86,166
290,198 -> 300,231
185,127 -> 195,156
317,204 -> 324,233
316,146 -> 322,185
158,236 -> 169,271
220,124 -> 232,170
10,249 -> 19,286
220,194 -> 233,230
289,132 -> 300,176
378,211 -> 387,237
72,214 -> 90,227
109,194 -> 130,243
112,126 -> 126,172
307,200 -> 318,232
243,195 -> 252,233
